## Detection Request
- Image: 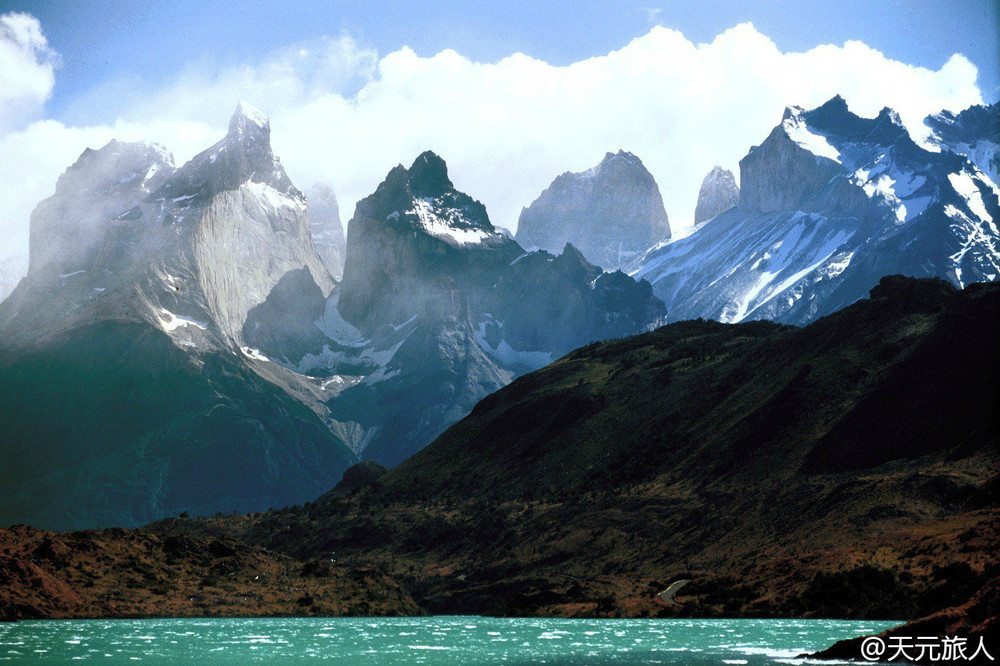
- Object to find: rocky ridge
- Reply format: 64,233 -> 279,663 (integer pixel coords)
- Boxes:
632,96 -> 999,326
693,166 -> 739,224
0,103 -> 355,529
515,150 -> 671,269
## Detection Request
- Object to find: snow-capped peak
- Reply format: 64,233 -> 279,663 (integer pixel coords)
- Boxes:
234,101 -> 269,129
924,102 -> 1000,186
780,107 -> 841,162
633,96 -> 1000,329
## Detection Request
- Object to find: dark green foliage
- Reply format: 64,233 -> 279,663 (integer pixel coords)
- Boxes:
0,321 -> 357,530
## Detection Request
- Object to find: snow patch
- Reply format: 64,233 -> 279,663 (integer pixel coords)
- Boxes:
241,346 -> 269,362
392,315 -> 419,332
157,309 -> 208,333
948,171 -> 991,221
854,160 -> 933,223
407,198 -> 491,245
243,181 -> 305,215
236,101 -> 269,128
475,322 -> 552,369
142,163 -> 160,188
820,251 -> 854,279
783,114 -> 841,162
719,219 -> 855,323
316,294 -> 367,348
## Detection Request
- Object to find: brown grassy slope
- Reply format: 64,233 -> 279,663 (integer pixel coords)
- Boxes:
149,276 -> 999,619
0,525 -> 420,620
4,276 -> 997,621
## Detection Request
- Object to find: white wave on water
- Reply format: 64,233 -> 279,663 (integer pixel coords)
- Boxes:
0,616 -> 901,665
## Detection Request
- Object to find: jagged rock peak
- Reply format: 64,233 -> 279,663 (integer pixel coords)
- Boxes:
515,149 -> 670,269
809,93 -> 849,115
795,95 -> 908,146
222,101 -> 273,151
226,101 -> 271,147
594,149 -> 647,172
306,183 -> 346,279
232,101 -> 270,129
338,150 -> 520,332
56,140 -> 175,194
559,242 -> 587,263
26,140 -> 177,275
925,102 -> 1000,144
924,102 -> 1000,184
156,102 -> 299,201
407,150 -> 453,198
694,166 -> 739,224
740,96 -> 918,214
363,150 -> 495,236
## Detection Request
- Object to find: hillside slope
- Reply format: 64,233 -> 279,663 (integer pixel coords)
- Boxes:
4,277 -> 995,621
165,276 -> 999,618
0,105 -> 357,530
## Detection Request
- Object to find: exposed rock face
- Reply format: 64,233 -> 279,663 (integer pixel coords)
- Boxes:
306,183 -> 346,279
2,102 -> 333,348
243,268 -> 328,364
515,150 -> 671,269
0,129 -> 667,523
339,151 -> 521,333
27,140 -> 175,277
632,95 -> 1000,326
168,103 -> 332,343
925,101 -> 1000,186
693,166 -> 739,224
0,103 -> 355,530
483,243 -> 666,360
191,182 -> 329,343
256,151 -> 666,467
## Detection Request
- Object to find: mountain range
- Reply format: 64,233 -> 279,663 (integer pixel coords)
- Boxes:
3,275 -> 996,622
0,106 -> 665,528
0,106 -> 356,529
0,90 -> 996,642
0,96 -> 996,533
631,96 -> 999,326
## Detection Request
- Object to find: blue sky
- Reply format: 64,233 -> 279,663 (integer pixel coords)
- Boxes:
15,0 -> 1000,124
0,0 -> 997,267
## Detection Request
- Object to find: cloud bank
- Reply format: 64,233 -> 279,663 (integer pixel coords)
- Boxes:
0,12 -> 57,134
0,15 -> 986,277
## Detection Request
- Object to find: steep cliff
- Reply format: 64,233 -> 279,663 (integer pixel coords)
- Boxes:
632,96 -> 999,326
693,166 -> 739,224
0,104 -> 355,529
515,150 -> 670,269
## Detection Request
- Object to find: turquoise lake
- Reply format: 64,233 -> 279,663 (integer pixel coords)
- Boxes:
0,616 -> 898,664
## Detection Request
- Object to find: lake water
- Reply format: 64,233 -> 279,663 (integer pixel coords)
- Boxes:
0,616 -> 897,664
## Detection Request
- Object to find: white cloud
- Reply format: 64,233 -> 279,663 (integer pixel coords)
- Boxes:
0,12 -> 58,133
272,24 -> 982,239
0,19 -> 986,276
71,34 -> 378,129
